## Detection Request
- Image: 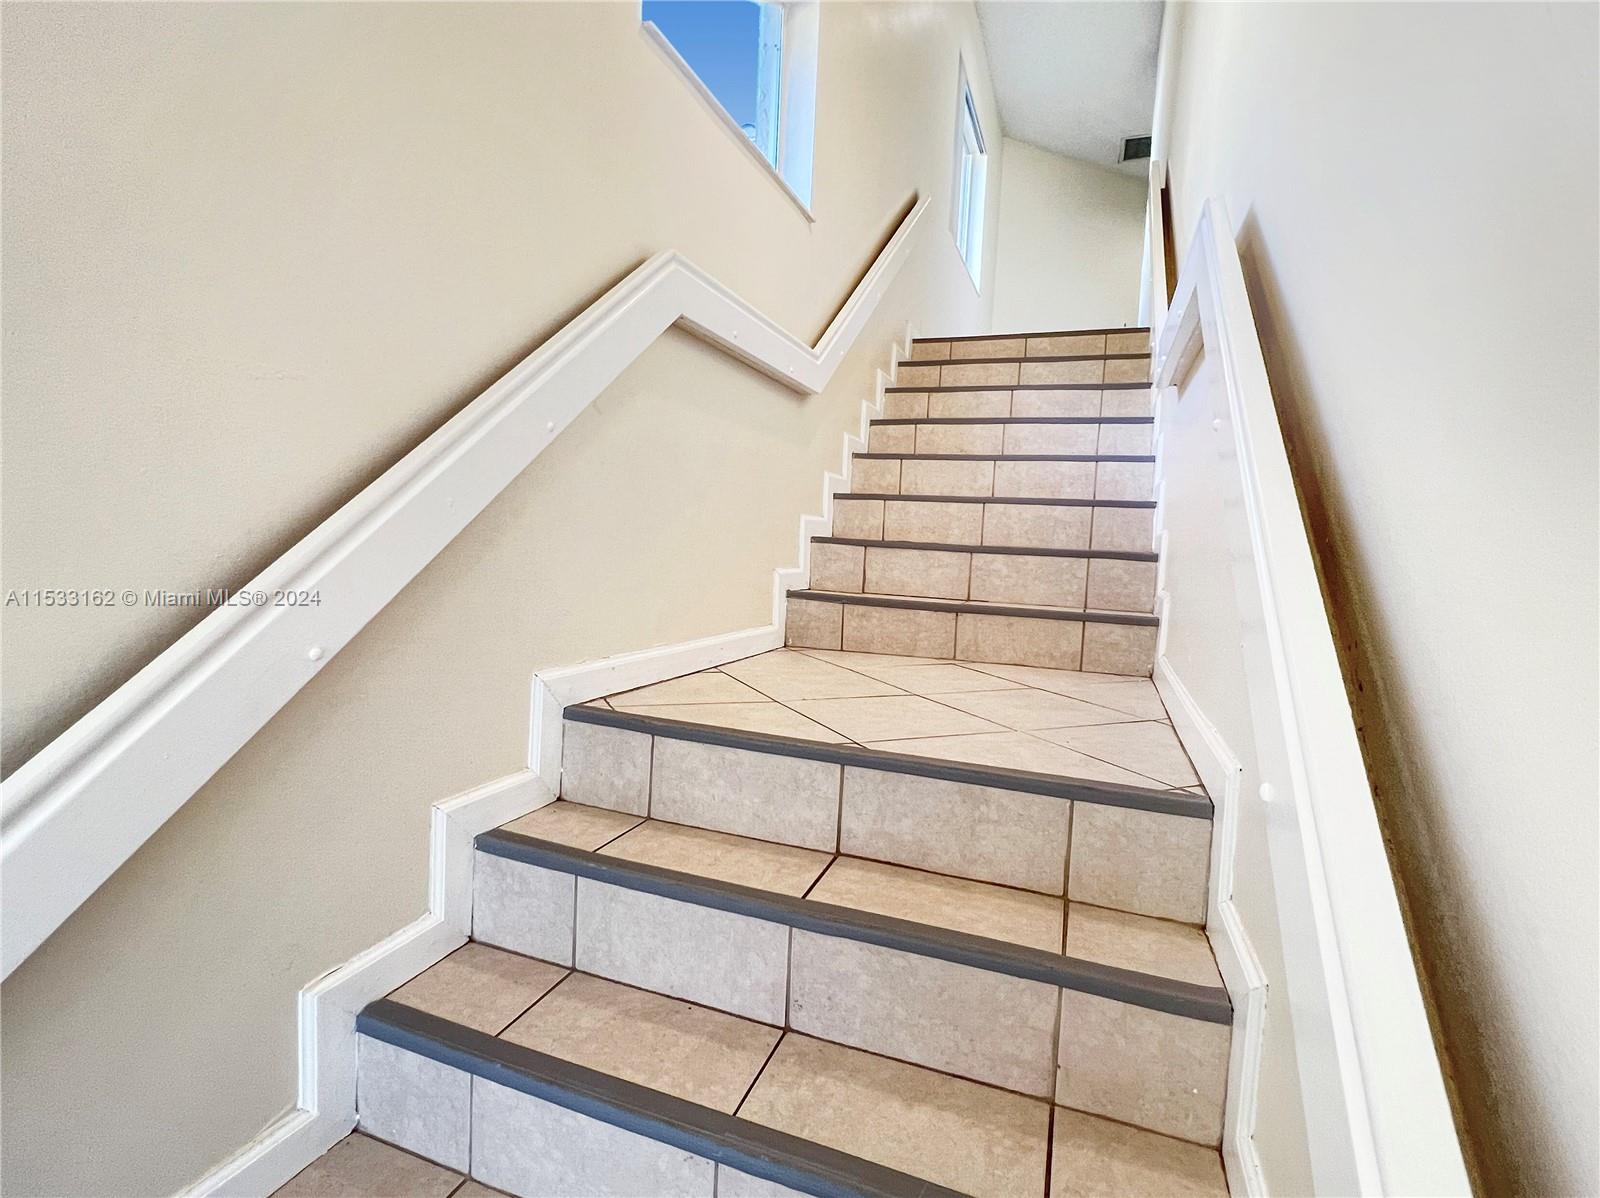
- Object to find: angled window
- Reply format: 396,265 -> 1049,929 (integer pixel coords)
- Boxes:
951,64 -> 988,286
643,1 -> 816,210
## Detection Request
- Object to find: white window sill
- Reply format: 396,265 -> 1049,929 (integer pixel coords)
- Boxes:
641,20 -> 815,224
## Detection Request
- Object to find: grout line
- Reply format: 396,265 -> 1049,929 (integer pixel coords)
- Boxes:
732,1027 -> 788,1118
1042,1097 -> 1059,1198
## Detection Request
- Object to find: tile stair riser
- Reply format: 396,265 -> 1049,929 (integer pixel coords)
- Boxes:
784,595 -> 1159,674
849,454 -> 1156,503
831,496 -> 1156,554
865,420 -> 1155,459
559,714 -> 1211,915
808,543 -> 1157,612
467,839 -> 1230,1140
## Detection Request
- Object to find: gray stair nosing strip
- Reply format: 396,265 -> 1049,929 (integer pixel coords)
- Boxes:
871,416 -> 1153,426
357,1001 -> 963,1198
787,589 -> 1160,626
914,327 -> 1150,341
885,382 -> 1151,394
855,452 -> 1154,463
474,832 -> 1232,1025
565,704 -> 1208,819
834,492 -> 1156,509
811,536 -> 1158,563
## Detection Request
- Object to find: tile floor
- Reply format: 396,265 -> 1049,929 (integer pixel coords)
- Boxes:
282,942 -> 1227,1198
595,647 -> 1204,793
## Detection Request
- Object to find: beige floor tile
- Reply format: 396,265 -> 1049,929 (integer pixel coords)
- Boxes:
993,460 -> 1096,500
612,700 -> 848,743
273,1133 -> 461,1198
929,389 -> 1012,418
785,597 -> 843,650
862,730 -> 1138,780
609,672 -> 769,707
722,648 -> 904,701
562,720 -> 652,814
453,1184 -> 508,1198
1080,622 -> 1157,676
1100,388 -> 1153,417
1011,389 -> 1101,418
1085,558 -> 1157,612
1089,505 -> 1154,551
937,687 -> 1140,732
867,423 -> 916,453
832,498 -> 884,539
501,799 -> 643,851
916,422 -> 1005,455
807,856 -> 1063,951
1056,990 -> 1228,1146
599,820 -> 830,896
981,503 -> 1093,550
500,972 -> 780,1113
840,765 -> 1072,893
955,612 -> 1084,670
387,943 -> 567,1033
959,663 -> 1168,717
1068,804 -> 1211,923
788,932 -> 1059,1096
1026,334 -> 1105,356
841,662 -> 1022,694
1003,423 -> 1099,455
881,392 -> 929,419
473,852 -> 576,966
969,553 -> 1087,607
790,694 -> 1003,742
863,546 -> 970,600
895,363 -> 941,387
1049,1108 -> 1227,1198
1104,357 -> 1152,384
796,647 -> 945,667
356,1037 -> 470,1172
851,457 -> 902,494
842,604 -> 957,658
1065,904 -> 1221,987
1020,359 -> 1103,385
738,1035 -> 1049,1198
575,879 -> 789,1023
949,336 -> 1024,358
1097,423 -> 1155,455
907,341 -> 951,361
1094,461 -> 1155,502
472,1076 -> 715,1197
883,498 -> 985,543
1038,721 -> 1199,788
1106,332 -> 1151,354
942,360 -> 1020,387
650,737 -> 841,851
809,542 -> 865,592
901,458 -> 995,497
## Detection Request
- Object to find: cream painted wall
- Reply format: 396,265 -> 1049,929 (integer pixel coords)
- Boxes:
990,137 -> 1145,331
1153,3 -> 1599,1194
0,3 -> 1006,1194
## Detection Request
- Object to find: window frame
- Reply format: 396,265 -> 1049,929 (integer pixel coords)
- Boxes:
950,61 -> 988,288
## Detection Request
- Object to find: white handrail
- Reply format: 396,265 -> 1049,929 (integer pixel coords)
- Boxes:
0,196 -> 930,978
1155,197 -> 1469,1195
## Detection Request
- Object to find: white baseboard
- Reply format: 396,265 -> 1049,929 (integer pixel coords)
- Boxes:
179,770 -> 553,1198
1155,654 -> 1268,1198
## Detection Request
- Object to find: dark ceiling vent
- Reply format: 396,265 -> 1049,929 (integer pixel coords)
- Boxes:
1121,135 -> 1152,163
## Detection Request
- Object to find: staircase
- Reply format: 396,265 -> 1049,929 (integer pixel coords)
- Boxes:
276,328 -> 1235,1198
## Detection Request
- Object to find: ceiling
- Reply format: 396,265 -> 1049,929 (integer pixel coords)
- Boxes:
976,1 -> 1164,176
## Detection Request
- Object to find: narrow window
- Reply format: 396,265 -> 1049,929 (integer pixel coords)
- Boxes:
643,1 -> 817,208
951,66 -> 988,285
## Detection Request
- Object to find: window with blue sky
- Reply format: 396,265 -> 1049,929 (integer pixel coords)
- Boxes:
643,1 -> 766,141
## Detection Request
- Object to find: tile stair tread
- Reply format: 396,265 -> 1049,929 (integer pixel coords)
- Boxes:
355,980 -> 1223,1198
790,588 -> 1160,625
913,328 -> 1151,340
832,492 -> 1156,507
483,804 -> 1226,999
812,535 -> 1158,562
564,702 -> 1210,820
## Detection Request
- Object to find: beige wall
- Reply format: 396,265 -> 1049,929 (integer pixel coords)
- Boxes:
0,3 -> 1005,1193
990,137 -> 1145,332
1154,3 -> 1599,1194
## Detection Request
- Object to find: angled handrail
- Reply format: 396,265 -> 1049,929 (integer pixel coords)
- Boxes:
1,196 -> 931,978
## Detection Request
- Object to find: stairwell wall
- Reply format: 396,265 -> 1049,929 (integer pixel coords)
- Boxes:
0,4 -> 1004,1194
1150,3 -> 1600,1195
